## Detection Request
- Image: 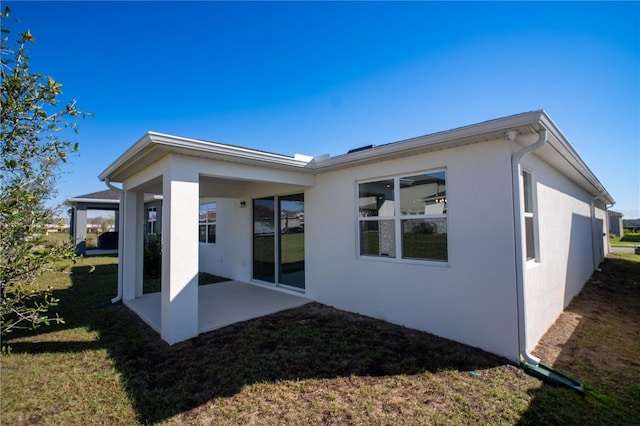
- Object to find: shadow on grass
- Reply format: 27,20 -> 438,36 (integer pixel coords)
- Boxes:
7,257 -> 510,424
517,255 -> 640,425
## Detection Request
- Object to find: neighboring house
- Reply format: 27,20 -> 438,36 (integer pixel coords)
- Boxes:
65,189 -> 121,254
608,210 -> 624,237
98,110 -> 613,364
66,189 -> 162,254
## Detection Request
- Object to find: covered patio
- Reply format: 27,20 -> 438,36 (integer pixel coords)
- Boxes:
99,132 -> 316,344
126,281 -> 311,336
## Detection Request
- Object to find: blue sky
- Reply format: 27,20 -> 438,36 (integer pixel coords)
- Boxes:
4,1 -> 640,218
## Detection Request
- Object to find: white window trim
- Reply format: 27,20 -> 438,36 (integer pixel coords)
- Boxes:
521,168 -> 540,263
147,206 -> 157,235
356,169 -> 449,266
199,201 -> 217,245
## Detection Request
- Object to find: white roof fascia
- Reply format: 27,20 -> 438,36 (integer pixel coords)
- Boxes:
148,132 -> 313,169
538,112 -> 615,204
98,111 -> 613,205
64,198 -> 120,205
99,132 -> 313,183
98,133 -> 155,182
310,110 -> 546,171
310,110 -> 613,203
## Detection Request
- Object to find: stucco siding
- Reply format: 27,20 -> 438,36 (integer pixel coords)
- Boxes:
198,181 -> 310,284
522,153 -> 601,351
306,140 -> 520,360
198,198 -> 247,280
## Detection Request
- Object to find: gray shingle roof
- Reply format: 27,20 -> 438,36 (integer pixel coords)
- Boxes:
73,189 -> 121,200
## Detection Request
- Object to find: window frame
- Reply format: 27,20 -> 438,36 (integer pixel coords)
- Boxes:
147,206 -> 157,235
521,168 -> 539,262
199,202 -> 217,244
357,169 -> 449,265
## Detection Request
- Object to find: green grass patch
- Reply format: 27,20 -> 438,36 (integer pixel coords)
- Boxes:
610,231 -> 640,247
143,272 -> 230,294
43,231 -> 73,245
611,251 -> 640,263
2,255 -> 639,425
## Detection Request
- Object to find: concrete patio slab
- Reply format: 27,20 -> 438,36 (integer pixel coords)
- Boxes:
125,281 -> 312,338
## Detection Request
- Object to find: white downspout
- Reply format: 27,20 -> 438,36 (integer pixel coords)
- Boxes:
510,129 -> 547,366
105,178 -> 124,304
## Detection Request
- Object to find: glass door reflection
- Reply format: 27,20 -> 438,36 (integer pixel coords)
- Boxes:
253,197 -> 275,283
279,194 -> 305,289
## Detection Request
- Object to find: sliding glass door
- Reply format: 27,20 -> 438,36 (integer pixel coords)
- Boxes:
253,197 -> 276,283
253,194 -> 305,289
278,193 -> 305,289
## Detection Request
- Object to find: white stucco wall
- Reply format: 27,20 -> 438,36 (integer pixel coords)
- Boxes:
305,140 -> 521,361
198,197 -> 253,280
521,153 -> 605,351
111,131 -> 612,359
198,177 -> 312,284
190,140 -> 605,361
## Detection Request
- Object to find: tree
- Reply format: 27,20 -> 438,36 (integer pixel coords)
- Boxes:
1,7 -> 90,336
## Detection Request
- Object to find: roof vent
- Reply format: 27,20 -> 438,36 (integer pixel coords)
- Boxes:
347,144 -> 377,154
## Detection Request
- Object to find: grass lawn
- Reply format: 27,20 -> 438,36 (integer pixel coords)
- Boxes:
44,231 -> 99,248
610,231 -> 640,247
2,253 -> 639,425
44,231 -> 73,244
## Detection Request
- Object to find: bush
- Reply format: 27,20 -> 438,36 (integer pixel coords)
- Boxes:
144,234 -> 162,279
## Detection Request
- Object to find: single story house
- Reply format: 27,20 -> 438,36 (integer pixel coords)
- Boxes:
98,110 -> 613,366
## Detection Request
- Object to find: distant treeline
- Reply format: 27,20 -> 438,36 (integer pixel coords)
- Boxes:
623,219 -> 640,232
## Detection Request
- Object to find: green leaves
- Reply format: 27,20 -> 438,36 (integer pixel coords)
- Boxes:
0,12 -> 90,337
20,29 -> 34,43
3,158 -> 17,170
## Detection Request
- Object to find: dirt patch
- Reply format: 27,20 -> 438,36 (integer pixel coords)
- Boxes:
533,255 -> 640,397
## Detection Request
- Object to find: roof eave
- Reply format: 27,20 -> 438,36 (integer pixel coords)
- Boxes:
149,132 -> 312,169
99,132 -> 313,183
310,110 -> 546,171
98,133 -> 155,182
539,112 -> 615,204
64,198 -> 120,205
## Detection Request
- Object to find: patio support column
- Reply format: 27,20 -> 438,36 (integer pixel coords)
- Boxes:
73,205 -> 87,255
161,155 -> 199,344
122,188 -> 144,301
114,209 -> 120,232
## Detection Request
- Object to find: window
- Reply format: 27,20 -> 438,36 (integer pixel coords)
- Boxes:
522,170 -> 536,261
358,171 -> 447,262
147,207 -> 157,234
199,202 -> 216,244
